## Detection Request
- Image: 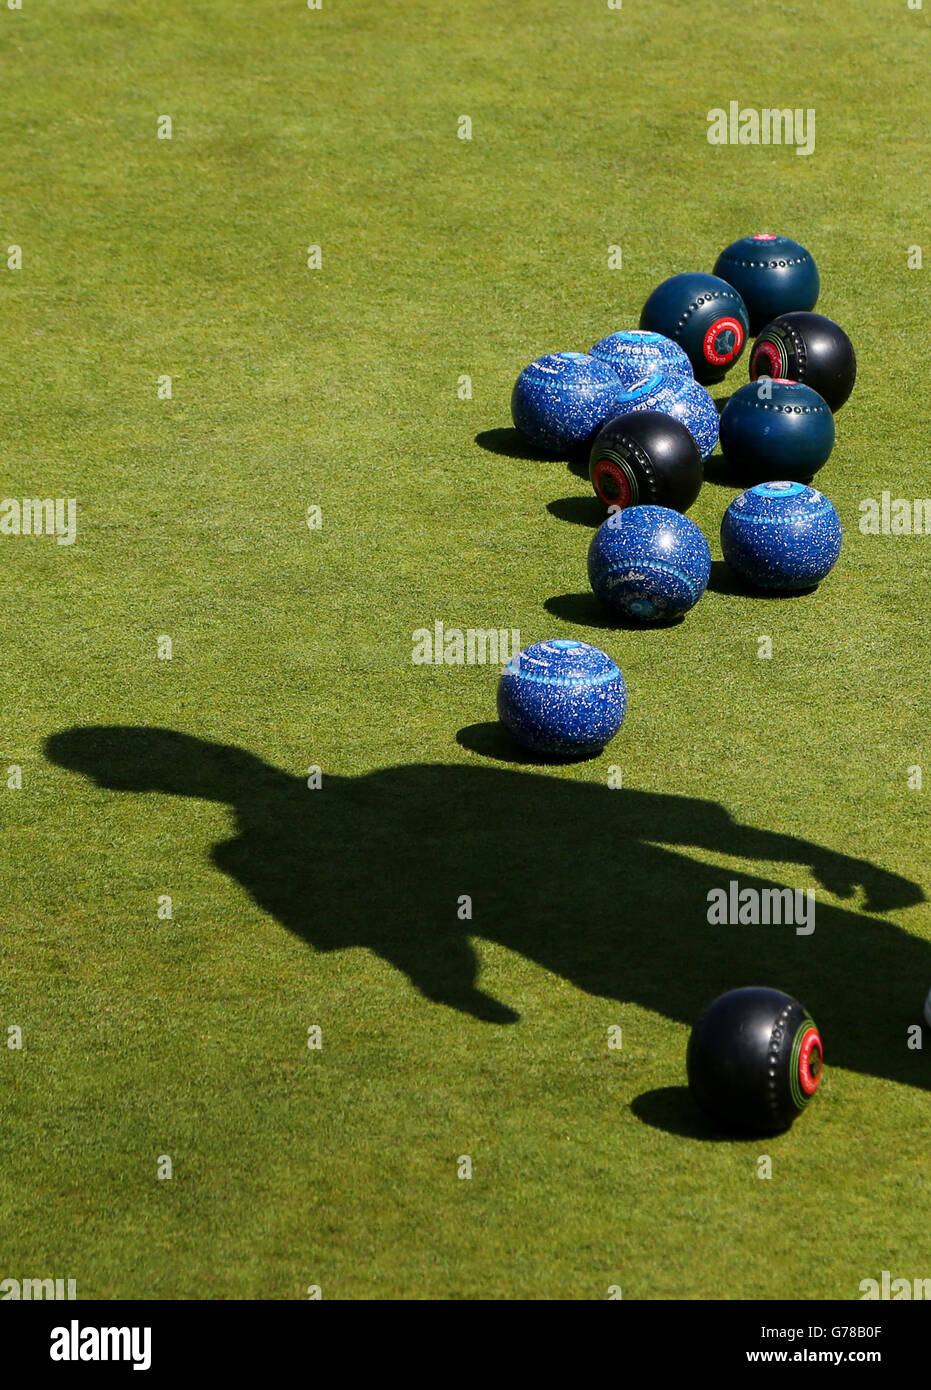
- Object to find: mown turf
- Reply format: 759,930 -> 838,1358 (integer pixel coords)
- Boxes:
1,0 -> 929,1300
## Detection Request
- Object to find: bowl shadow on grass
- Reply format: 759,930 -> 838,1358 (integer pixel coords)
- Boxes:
544,591 -> 686,631
547,495 -> 606,529
707,561 -> 818,600
456,721 -> 604,767
631,1087 -> 761,1143
701,453 -> 744,490
474,428 -> 593,477
474,428 -> 563,463
42,725 -> 929,1094
565,450 -> 591,480
702,453 -> 817,492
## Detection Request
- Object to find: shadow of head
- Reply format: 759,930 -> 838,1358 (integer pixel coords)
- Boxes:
44,726 -> 276,801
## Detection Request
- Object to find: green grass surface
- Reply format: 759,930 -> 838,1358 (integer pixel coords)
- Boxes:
1,0 -> 929,1300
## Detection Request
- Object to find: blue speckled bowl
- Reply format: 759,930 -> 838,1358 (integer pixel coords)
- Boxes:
660,376 -> 720,460
497,638 -> 627,757
588,505 -> 712,621
584,368 -> 719,460
510,352 -> 625,452
721,481 -> 842,590
590,329 -> 693,391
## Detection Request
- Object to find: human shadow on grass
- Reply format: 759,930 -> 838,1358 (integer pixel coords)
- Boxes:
45,727 -> 929,1096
